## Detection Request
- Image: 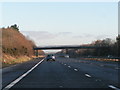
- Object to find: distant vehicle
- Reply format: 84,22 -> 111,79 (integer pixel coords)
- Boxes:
46,54 -> 55,61
65,55 -> 69,58
58,54 -> 69,58
88,55 -> 92,57
107,55 -> 113,58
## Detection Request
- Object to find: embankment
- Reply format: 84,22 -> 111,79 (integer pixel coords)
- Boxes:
0,26 -> 44,68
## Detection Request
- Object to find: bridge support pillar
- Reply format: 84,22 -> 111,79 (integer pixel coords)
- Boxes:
65,49 -> 68,54
35,50 -> 38,57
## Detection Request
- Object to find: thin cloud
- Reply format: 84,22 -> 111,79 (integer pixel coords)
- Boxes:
21,31 -> 74,46
57,32 -> 72,35
21,31 -> 57,40
72,34 -> 95,38
21,31 -> 73,40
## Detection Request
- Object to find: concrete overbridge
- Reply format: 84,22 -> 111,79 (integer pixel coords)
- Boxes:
33,45 -> 110,57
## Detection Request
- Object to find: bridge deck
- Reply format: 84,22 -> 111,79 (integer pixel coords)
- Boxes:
33,45 -> 110,50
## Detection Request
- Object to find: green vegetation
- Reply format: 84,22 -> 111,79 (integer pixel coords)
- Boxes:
10,24 -> 19,31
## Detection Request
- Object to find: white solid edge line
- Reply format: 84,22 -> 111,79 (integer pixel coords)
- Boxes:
85,74 -> 91,77
108,85 -> 120,90
2,59 -> 44,90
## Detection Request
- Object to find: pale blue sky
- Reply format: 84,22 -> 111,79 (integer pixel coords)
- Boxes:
1,2 -> 118,48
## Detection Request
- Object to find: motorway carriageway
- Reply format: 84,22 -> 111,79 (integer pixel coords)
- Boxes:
2,57 -> 120,90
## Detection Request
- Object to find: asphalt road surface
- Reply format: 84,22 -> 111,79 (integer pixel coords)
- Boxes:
2,57 -> 120,89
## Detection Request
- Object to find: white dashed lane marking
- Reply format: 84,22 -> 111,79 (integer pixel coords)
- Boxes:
68,66 -> 71,68
74,69 -> 78,71
59,86 -> 63,88
100,64 -> 104,67
115,67 -> 120,70
85,74 -> 91,78
108,85 -> 120,90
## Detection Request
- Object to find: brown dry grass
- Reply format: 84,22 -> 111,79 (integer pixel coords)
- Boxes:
2,28 -> 35,56
80,58 -> 119,62
0,27 -> 44,68
1,54 -> 32,68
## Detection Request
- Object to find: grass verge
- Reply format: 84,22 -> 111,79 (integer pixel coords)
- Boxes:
0,54 -> 36,68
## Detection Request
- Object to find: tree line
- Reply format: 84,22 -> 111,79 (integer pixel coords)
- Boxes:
60,35 -> 120,58
2,24 -> 19,31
